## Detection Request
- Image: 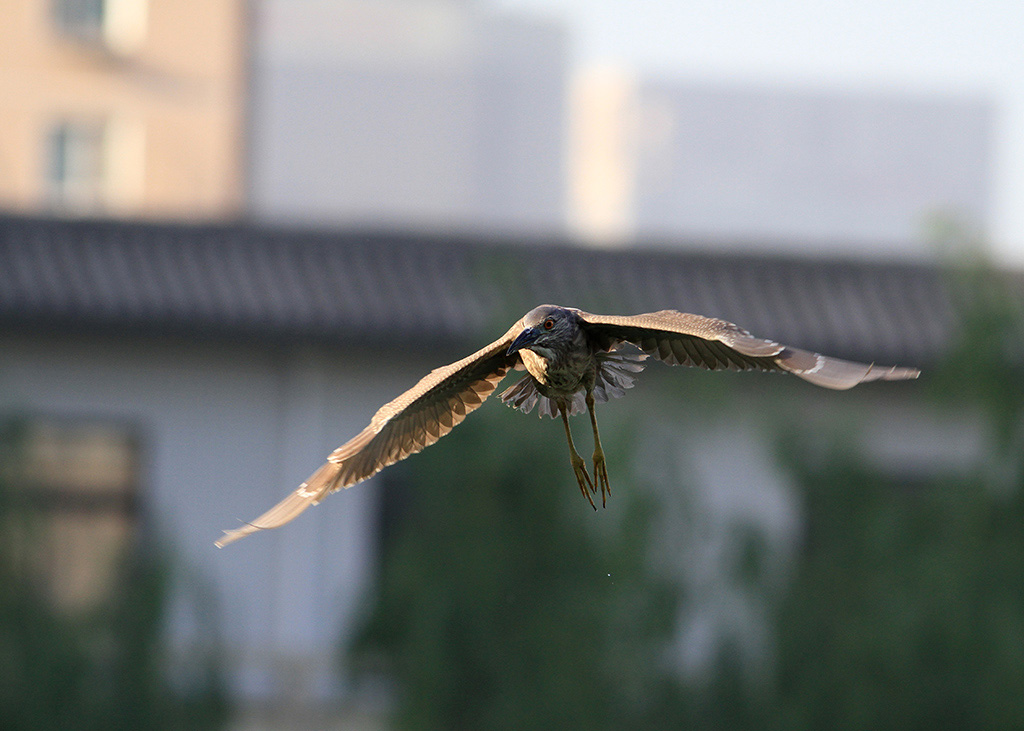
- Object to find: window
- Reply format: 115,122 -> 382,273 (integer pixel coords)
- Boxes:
52,0 -> 148,55
1,417 -> 140,613
53,0 -> 105,41
47,121 -> 107,211
46,117 -> 146,213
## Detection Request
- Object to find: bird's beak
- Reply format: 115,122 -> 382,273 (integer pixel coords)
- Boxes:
507,327 -> 539,356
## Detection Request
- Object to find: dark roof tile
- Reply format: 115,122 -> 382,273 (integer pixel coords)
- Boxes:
0,214 -> 974,364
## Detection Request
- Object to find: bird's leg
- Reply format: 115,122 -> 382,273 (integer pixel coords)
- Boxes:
559,404 -> 597,510
585,389 -> 610,507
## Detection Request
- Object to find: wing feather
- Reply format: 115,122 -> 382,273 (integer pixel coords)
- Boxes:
216,320 -> 522,547
578,309 -> 919,390
219,306 -> 920,547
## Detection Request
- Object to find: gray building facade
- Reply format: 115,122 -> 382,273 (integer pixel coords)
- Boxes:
571,76 -> 993,258
249,0 -> 568,235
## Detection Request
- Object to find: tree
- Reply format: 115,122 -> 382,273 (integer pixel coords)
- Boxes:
350,407 -> 685,730
0,421 -> 229,731
765,262 -> 1024,730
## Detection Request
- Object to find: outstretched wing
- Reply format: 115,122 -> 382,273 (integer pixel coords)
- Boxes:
577,309 -> 920,389
216,320 -> 523,547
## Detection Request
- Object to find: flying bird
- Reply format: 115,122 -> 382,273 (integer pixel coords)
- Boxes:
216,305 -> 919,547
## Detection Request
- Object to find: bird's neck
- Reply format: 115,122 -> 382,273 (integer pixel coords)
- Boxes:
520,348 -> 552,384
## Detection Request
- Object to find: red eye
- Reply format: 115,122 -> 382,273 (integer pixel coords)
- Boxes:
543,318 -> 555,330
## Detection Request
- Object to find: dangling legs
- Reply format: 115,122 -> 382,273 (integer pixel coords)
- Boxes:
585,389 -> 610,507
559,403 -> 597,510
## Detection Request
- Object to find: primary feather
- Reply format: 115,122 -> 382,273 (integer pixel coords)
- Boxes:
216,305 -> 918,546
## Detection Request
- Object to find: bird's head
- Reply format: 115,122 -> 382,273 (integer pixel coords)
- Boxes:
506,305 -> 580,359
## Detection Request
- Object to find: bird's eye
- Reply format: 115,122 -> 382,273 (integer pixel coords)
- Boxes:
543,318 -> 555,330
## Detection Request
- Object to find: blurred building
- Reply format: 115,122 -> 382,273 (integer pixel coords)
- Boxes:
0,1 -> 992,258
248,0 -> 568,234
1,214 -> 967,725
570,72 -> 993,258
0,2 -> 1002,728
0,0 -> 246,218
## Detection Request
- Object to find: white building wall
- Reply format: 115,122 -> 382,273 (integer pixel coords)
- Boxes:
0,331 -> 430,701
1,328 -> 973,711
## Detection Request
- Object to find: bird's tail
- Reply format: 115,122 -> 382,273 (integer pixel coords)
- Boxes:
499,350 -> 648,419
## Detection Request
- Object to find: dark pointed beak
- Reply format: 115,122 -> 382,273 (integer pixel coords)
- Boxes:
507,327 -> 539,356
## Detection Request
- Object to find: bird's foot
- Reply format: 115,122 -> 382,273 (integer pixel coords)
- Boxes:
570,453 -> 598,510
593,449 -> 610,508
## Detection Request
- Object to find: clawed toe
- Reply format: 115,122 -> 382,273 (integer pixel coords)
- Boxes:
571,455 -> 598,510
593,452 -> 610,508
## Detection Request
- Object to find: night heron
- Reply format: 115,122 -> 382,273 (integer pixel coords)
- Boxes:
216,304 -> 919,547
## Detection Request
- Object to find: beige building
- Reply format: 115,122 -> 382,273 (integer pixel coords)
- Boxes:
0,0 -> 246,219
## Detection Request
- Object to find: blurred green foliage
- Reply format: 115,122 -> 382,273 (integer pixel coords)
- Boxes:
351,407 -> 687,730
0,427 -> 229,731
760,262 -> 1024,730
351,263 -> 1024,730
765,440 -> 1024,730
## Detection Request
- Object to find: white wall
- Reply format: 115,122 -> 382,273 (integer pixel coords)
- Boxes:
0,331 -> 434,702
2,329 -> 965,703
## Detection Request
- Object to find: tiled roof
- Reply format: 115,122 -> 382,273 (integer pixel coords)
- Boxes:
0,214 -> 966,364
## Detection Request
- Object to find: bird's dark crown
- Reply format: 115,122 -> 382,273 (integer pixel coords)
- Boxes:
522,304 -> 576,328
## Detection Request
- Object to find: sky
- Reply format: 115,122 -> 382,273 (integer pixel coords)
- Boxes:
493,0 -> 1024,266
